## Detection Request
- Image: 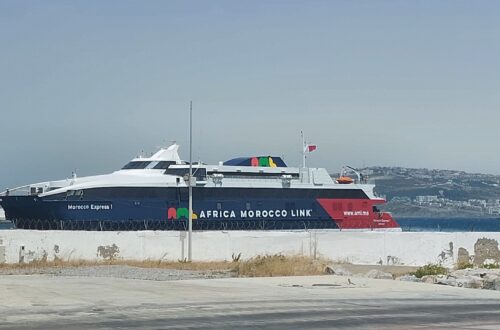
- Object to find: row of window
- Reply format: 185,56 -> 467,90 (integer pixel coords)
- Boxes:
206,171 -> 300,179
165,168 -> 207,179
122,162 -> 301,180
331,201 -> 369,211
122,161 -> 175,170
116,200 -> 311,211
61,187 -> 368,200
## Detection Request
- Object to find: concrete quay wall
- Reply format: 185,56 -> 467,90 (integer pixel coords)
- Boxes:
0,230 -> 499,267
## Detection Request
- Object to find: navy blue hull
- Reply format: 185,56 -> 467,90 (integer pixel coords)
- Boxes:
0,187 -> 368,230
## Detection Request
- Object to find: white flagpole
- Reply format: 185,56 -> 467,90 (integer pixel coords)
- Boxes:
188,101 -> 193,262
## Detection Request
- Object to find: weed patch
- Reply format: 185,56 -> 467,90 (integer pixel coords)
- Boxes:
412,264 -> 447,278
482,262 -> 500,269
234,254 -> 325,277
456,261 -> 473,270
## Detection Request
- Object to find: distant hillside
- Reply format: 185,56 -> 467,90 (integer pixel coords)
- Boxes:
337,166 -> 500,217
367,167 -> 500,200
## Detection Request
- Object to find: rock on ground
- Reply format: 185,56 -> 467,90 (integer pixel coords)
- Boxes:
325,266 -> 352,276
397,275 -> 419,282
364,269 -> 393,280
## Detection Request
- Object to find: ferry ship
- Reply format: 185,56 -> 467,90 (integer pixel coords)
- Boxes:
0,144 -> 400,231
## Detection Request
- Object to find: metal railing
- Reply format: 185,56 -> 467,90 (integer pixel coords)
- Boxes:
1,185 -> 33,197
10,218 -> 340,231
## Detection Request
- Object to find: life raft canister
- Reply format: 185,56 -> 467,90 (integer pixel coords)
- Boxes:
336,176 -> 354,184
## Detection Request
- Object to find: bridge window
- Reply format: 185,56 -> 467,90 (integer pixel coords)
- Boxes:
122,161 -> 152,169
153,161 -> 175,169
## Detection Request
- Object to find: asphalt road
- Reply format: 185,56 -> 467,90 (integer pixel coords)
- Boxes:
1,275 -> 499,329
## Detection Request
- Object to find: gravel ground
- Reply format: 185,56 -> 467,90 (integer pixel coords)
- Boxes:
0,263 -> 418,281
0,265 -> 234,281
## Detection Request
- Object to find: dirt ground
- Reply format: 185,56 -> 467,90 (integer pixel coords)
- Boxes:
335,263 -> 419,277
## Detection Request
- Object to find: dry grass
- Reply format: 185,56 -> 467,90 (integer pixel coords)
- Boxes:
234,254 -> 326,277
0,254 -> 327,277
0,258 -> 98,269
0,255 -> 424,278
0,258 -> 237,271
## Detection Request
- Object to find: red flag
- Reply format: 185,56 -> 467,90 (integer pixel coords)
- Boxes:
305,144 -> 317,152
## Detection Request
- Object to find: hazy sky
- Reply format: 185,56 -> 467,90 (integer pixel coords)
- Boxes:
1,0 -> 499,189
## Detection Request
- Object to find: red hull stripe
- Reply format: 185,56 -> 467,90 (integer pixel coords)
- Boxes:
317,198 -> 400,229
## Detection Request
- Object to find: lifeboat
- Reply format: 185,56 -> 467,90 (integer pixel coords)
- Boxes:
336,176 -> 354,184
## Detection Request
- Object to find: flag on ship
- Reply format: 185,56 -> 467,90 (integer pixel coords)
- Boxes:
305,144 -> 317,153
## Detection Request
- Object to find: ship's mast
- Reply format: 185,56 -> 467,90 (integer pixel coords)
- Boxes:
300,130 -> 308,184
301,130 -> 306,168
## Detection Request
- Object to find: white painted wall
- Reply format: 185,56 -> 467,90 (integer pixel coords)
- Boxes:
0,230 -> 498,267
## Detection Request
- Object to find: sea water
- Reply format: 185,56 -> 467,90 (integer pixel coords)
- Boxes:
398,217 -> 500,232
